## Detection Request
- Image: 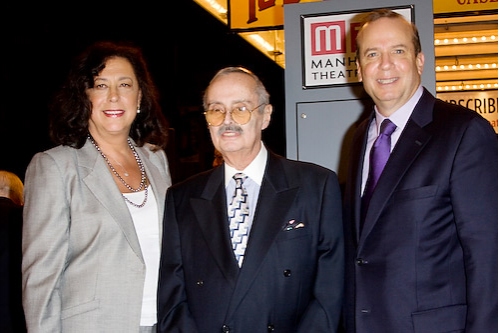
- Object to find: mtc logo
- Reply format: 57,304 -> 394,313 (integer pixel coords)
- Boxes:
310,21 -> 362,56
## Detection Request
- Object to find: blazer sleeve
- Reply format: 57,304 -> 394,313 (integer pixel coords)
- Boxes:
297,170 -> 345,332
157,187 -> 199,333
451,116 -> 498,331
22,152 -> 70,332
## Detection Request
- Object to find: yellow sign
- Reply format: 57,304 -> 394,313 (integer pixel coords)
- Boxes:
229,0 -> 319,30
433,0 -> 498,14
229,0 -> 497,29
437,90 -> 498,133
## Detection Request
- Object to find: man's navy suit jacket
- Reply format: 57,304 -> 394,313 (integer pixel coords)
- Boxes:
342,88 -> 498,333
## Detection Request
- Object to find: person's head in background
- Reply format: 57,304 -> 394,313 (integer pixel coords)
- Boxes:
202,66 -> 273,170
0,170 -> 24,206
49,40 -> 169,150
355,9 -> 425,116
212,148 -> 224,168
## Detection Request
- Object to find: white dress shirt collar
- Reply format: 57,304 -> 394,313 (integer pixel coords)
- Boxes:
373,85 -> 424,134
224,142 -> 267,186
362,85 -> 424,193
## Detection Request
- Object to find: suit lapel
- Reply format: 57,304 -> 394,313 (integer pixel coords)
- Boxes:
193,167 -> 240,285
80,142 -> 144,260
351,118 -> 371,244
226,153 -> 299,319
359,90 -> 435,246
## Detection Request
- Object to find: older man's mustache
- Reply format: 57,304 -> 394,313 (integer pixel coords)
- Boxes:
218,125 -> 243,135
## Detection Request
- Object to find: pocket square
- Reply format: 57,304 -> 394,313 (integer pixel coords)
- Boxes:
283,219 -> 305,231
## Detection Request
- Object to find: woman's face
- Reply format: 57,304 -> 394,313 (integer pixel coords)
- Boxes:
87,57 -> 142,138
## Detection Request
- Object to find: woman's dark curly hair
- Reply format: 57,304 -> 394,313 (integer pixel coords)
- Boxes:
49,40 -> 169,150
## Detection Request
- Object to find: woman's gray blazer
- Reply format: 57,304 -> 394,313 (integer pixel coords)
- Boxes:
22,139 -> 171,332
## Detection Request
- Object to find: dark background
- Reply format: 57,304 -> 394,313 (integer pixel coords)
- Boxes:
1,1 -> 286,184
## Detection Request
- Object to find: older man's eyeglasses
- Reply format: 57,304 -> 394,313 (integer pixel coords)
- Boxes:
204,103 -> 266,127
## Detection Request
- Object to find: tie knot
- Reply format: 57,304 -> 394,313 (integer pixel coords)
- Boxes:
233,173 -> 247,187
380,119 -> 396,136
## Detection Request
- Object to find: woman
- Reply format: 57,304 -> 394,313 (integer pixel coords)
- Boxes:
22,41 -> 171,332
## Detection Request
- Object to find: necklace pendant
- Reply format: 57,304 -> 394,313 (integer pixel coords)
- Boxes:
88,135 -> 146,192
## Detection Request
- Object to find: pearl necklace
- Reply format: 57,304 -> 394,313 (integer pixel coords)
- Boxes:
122,187 -> 149,208
88,135 -> 149,208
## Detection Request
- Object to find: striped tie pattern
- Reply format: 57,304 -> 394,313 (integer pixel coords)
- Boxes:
228,173 -> 250,267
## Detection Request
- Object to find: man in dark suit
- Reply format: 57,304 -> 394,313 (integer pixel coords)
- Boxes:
342,9 -> 498,333
158,66 -> 344,332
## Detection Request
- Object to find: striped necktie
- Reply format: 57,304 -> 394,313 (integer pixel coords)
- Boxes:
228,173 -> 250,267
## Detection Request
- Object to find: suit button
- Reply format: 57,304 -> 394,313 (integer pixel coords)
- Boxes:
283,269 -> 292,277
221,324 -> 230,332
356,258 -> 368,265
267,324 -> 275,331
196,280 -> 204,286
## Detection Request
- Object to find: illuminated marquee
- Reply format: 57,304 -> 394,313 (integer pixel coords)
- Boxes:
229,0 -> 318,30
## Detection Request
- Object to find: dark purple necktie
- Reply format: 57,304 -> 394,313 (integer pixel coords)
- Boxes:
361,119 -> 397,226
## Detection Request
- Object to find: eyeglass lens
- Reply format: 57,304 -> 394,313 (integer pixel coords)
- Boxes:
205,106 -> 254,126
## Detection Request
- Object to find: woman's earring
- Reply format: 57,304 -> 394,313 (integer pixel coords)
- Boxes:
137,108 -> 141,114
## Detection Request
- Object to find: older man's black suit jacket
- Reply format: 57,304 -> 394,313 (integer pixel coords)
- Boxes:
158,150 -> 344,333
